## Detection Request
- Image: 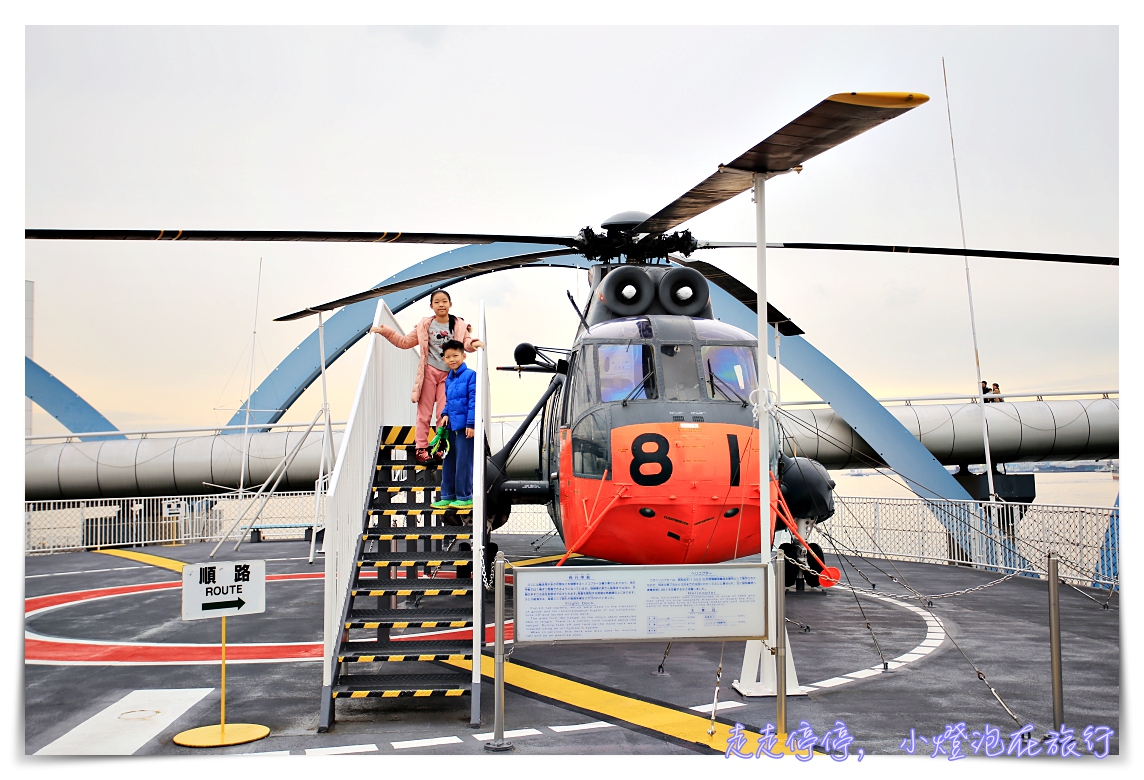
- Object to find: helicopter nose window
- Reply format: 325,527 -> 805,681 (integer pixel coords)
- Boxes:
572,408 -> 610,479
702,345 -> 758,402
598,344 -> 657,403
660,344 -> 702,401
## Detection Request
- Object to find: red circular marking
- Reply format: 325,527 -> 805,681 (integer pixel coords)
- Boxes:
25,572 -> 324,665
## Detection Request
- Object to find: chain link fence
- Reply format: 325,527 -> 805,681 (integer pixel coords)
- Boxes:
24,491 -> 321,554
26,491 -> 1118,591
814,496 -> 1119,590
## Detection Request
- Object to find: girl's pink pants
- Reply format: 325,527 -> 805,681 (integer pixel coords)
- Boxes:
416,365 -> 449,448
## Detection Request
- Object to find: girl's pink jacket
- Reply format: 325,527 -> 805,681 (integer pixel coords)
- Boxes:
374,316 -> 478,403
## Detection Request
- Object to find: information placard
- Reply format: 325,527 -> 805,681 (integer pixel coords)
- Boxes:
513,563 -> 767,645
182,560 -> 266,620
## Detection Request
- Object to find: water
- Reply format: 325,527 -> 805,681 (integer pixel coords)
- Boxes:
830,470 -> 1119,508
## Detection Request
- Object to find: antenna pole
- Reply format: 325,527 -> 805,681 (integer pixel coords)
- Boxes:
943,58 -> 996,501
238,258 -> 263,503
753,172 -> 773,558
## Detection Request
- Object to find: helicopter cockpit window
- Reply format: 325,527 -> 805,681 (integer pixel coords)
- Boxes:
568,345 -> 597,423
598,344 -> 657,403
701,345 -> 758,403
660,344 -> 702,401
572,408 -> 610,478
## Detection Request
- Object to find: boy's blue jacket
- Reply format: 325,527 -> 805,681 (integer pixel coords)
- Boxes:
443,363 -> 477,430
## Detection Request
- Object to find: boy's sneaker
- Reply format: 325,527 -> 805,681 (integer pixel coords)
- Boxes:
415,449 -> 433,464
431,499 -> 454,509
450,499 -> 474,509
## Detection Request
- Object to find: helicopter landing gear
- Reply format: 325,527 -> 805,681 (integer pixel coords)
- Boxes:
780,541 -> 826,590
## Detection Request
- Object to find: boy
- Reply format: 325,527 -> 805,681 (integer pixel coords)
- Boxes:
432,339 -> 478,509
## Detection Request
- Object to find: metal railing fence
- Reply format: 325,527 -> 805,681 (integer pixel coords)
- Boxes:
813,496 -> 1119,590
25,486 -> 1117,592
24,491 -> 320,554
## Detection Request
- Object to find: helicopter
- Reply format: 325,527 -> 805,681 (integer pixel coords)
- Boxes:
26,91 -> 1116,577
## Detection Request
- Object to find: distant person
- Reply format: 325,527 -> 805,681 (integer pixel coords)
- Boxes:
981,380 -> 992,402
991,383 -> 1003,403
370,289 -> 484,463
432,340 -> 477,509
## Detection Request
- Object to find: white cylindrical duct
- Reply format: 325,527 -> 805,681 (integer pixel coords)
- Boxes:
26,429 -> 344,501
25,398 -> 1117,500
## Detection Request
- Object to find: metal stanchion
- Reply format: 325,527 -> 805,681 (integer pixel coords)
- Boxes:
485,551 -> 513,752
1048,552 -> 1064,730
775,550 -> 787,738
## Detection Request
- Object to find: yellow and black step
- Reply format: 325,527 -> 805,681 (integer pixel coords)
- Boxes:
350,577 -> 473,597
345,606 -> 472,630
332,673 -> 470,699
338,639 -> 472,663
363,531 -> 472,541
375,464 -> 433,472
379,425 -> 419,446
357,555 -> 470,569
367,507 -> 472,517
375,485 -> 438,493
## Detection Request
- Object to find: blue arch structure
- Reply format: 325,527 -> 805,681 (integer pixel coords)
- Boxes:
1094,493 -> 1119,589
228,243 -> 567,430
25,356 -> 125,440
238,243 -> 973,503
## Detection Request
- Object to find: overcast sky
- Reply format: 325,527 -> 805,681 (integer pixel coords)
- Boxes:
24,26 -> 1118,434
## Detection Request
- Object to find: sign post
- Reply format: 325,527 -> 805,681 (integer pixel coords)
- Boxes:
174,560 -> 270,748
162,500 -> 186,546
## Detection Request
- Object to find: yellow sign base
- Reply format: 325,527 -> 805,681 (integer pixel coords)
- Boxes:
173,723 -> 270,748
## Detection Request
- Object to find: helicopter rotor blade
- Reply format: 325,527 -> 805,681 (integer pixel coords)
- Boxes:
668,254 -> 804,336
24,228 -> 579,247
273,247 -> 580,322
695,240 -> 1118,266
634,92 -> 930,236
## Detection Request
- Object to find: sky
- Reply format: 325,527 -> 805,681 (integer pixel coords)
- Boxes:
23,25 -> 1119,435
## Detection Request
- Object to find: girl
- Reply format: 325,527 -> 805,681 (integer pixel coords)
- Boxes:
370,289 -> 484,463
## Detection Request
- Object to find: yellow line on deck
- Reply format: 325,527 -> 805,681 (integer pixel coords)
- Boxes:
509,553 -> 582,568
93,548 -> 187,573
445,656 -> 762,752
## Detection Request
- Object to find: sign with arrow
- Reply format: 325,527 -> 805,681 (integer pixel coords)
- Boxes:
181,560 -> 266,620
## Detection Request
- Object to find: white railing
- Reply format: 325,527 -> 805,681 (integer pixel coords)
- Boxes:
24,491 -> 320,554
470,301 -> 490,721
813,496 -> 1119,589
322,301 -> 417,689
780,389 -> 1118,408
25,420 -> 348,443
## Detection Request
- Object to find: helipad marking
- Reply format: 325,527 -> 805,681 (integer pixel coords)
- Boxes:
689,700 -> 747,714
35,688 -> 212,755
27,566 -> 146,579
24,573 -> 323,665
803,588 -> 947,691
549,721 -> 615,732
392,735 -> 462,749
473,728 -> 542,740
94,548 -> 188,572
446,655 -> 763,752
304,743 -> 379,755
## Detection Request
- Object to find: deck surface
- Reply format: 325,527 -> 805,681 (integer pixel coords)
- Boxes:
24,535 -> 1119,757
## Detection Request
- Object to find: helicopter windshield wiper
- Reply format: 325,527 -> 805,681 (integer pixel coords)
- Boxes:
620,369 -> 655,407
707,361 -> 749,407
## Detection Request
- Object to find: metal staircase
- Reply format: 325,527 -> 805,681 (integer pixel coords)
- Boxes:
319,424 -> 482,729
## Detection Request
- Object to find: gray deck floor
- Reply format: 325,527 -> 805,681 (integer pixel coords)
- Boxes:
24,535 -> 1119,757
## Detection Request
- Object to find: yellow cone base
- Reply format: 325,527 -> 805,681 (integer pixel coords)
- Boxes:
173,723 -> 270,747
